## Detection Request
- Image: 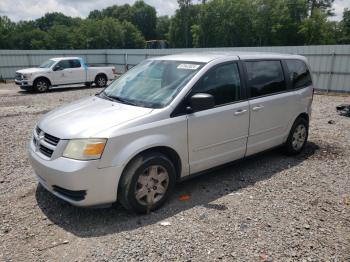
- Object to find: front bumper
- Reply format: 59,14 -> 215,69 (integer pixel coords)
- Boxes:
28,141 -> 124,207
15,79 -> 33,89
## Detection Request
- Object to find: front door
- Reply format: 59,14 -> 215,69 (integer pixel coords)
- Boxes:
187,62 -> 249,174
51,60 -> 71,85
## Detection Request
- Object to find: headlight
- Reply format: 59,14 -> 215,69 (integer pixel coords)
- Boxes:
63,138 -> 107,160
22,74 -> 31,79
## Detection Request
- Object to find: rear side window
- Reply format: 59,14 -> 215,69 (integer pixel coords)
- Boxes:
285,59 -> 312,89
69,59 -> 81,68
245,60 -> 286,98
191,63 -> 241,106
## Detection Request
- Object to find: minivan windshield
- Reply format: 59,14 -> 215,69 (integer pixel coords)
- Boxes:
100,60 -> 204,108
39,59 -> 56,68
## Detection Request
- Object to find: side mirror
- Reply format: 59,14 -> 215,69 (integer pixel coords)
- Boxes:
189,93 -> 215,112
53,65 -> 62,71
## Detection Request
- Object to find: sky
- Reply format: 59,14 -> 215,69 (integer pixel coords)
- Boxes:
0,0 -> 349,22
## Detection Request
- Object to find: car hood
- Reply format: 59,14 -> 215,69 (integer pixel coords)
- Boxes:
17,68 -> 50,74
38,96 -> 153,139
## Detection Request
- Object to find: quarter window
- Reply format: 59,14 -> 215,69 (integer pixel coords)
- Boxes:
245,60 -> 286,98
191,63 -> 241,106
285,59 -> 312,89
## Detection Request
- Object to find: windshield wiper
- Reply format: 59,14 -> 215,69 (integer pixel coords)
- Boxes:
97,91 -> 139,106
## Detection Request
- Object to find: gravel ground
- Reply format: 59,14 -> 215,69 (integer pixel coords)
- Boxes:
0,82 -> 349,262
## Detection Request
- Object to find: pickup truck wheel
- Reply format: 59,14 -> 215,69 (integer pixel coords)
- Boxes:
95,75 -> 107,87
33,78 -> 49,93
118,152 -> 176,214
284,117 -> 309,155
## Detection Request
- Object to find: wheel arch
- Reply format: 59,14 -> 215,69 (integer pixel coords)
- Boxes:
33,76 -> 52,86
121,146 -> 182,182
297,112 -> 309,124
95,72 -> 107,82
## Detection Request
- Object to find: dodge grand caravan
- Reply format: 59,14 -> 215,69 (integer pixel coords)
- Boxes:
28,52 -> 313,213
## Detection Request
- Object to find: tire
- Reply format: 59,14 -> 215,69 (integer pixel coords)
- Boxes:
118,152 -> 176,214
95,74 -> 107,87
33,78 -> 50,93
284,117 -> 309,155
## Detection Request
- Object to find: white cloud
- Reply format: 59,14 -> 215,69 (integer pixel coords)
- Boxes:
330,0 -> 350,21
0,0 -> 179,21
0,0 -> 349,22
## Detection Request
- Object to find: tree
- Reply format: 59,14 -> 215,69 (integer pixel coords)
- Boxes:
338,8 -> 350,43
35,12 -> 81,31
0,16 -> 15,49
156,16 -> 171,40
72,17 -> 145,49
192,0 -> 256,47
131,1 -> 157,40
299,8 -> 336,44
169,1 -> 200,47
122,21 -> 146,48
47,25 -> 74,49
307,0 -> 334,16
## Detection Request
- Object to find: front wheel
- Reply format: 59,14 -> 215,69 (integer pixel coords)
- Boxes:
118,152 -> 176,214
33,78 -> 49,93
284,117 -> 309,155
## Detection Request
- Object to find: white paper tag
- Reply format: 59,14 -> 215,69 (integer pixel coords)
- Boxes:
177,64 -> 200,70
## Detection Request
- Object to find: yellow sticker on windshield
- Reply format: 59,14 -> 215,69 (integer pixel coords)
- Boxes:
177,64 -> 200,70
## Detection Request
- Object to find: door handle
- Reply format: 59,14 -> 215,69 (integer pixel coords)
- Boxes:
252,105 -> 264,111
234,109 -> 247,115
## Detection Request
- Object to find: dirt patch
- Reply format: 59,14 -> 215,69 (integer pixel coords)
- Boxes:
0,83 -> 349,261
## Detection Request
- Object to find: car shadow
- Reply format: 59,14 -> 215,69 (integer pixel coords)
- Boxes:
17,84 -> 108,95
36,142 -> 319,238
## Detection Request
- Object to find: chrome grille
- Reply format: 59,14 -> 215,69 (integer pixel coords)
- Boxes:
39,145 -> 54,157
44,133 -> 60,146
33,126 -> 60,159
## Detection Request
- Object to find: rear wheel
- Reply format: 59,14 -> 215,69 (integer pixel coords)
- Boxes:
95,74 -> 107,87
33,78 -> 50,93
284,117 -> 309,155
118,152 -> 176,214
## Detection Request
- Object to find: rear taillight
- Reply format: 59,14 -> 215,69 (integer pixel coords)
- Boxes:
112,68 -> 117,74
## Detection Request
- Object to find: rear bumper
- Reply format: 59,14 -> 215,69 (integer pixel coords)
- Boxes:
28,141 -> 124,207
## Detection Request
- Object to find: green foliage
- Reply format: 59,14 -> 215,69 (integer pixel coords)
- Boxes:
299,8 -> 336,44
87,1 -> 157,40
156,16 -> 171,40
194,0 -> 256,47
339,9 -> 350,43
0,0 -> 348,49
169,2 -> 200,47
0,16 -> 16,49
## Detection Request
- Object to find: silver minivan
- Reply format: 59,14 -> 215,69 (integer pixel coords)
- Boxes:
28,52 -> 313,213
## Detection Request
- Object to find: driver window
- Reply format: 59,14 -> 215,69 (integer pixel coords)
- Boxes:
191,63 -> 241,106
56,60 -> 71,70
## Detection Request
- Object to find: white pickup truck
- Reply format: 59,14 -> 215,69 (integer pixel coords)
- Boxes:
15,57 -> 117,92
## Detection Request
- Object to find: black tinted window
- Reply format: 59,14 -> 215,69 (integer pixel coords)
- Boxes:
56,60 -> 71,69
192,63 -> 241,105
69,59 -> 81,68
245,60 -> 286,98
285,59 -> 312,89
